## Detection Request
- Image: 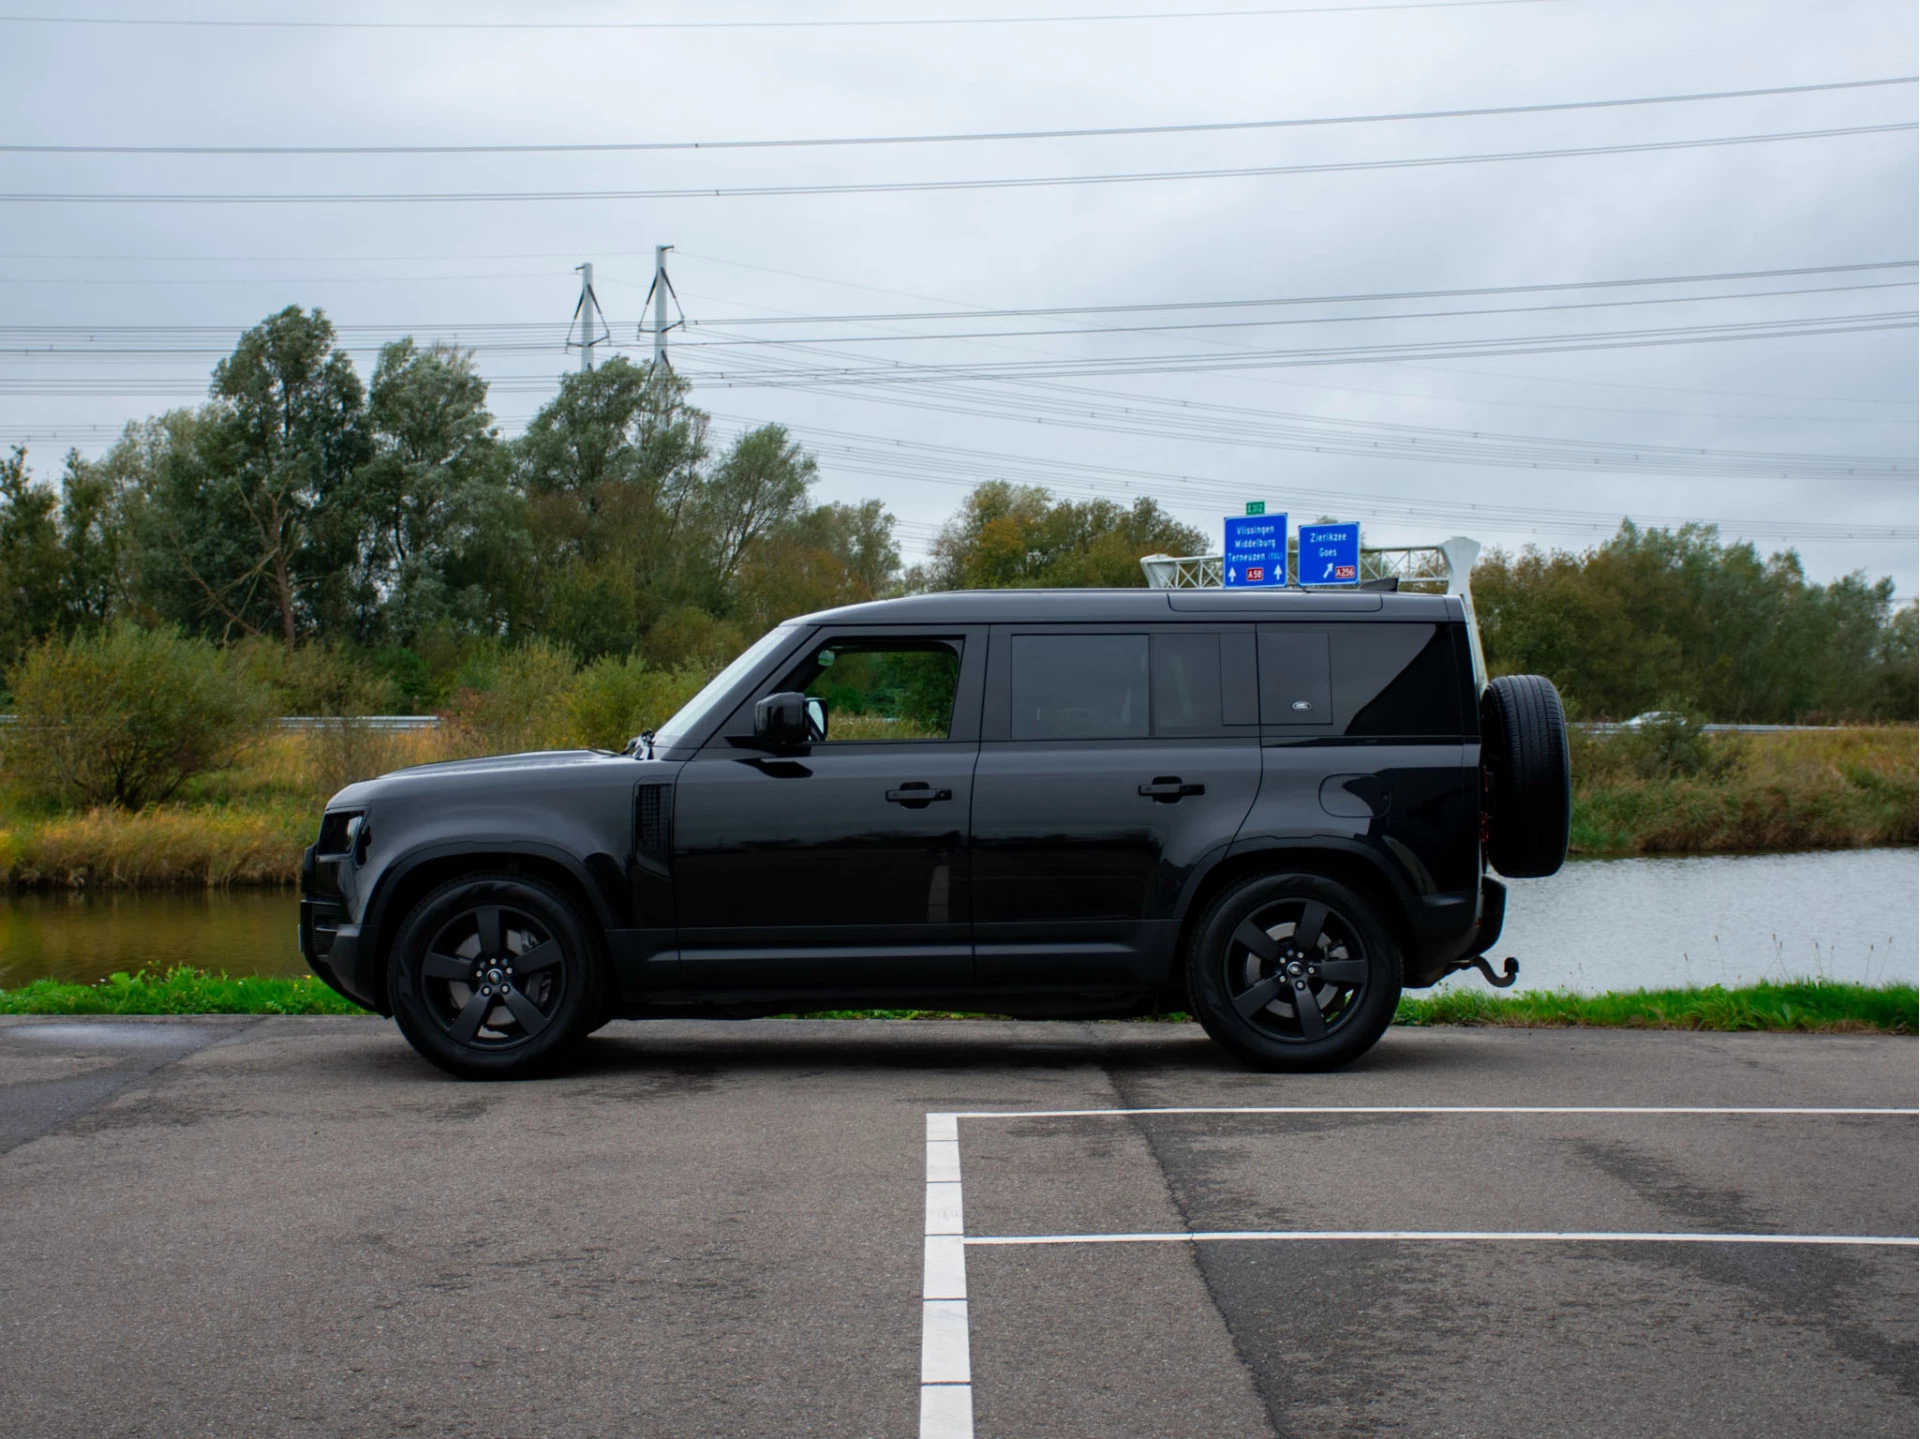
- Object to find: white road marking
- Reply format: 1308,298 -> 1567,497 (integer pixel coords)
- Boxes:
920,1112 -> 973,1436
919,1381 -> 974,1439
966,1230 -> 1920,1247
914,1102 -> 1918,1438
924,1235 -> 968,1299
926,1180 -> 965,1235
948,1105 -> 1919,1119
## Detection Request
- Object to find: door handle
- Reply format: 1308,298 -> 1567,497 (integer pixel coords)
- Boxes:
1138,777 -> 1205,802
886,783 -> 954,808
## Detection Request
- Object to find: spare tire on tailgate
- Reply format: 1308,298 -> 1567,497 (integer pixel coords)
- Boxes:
1480,674 -> 1571,879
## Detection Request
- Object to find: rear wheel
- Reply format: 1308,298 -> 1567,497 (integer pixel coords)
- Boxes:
1186,872 -> 1400,1072
388,873 -> 604,1079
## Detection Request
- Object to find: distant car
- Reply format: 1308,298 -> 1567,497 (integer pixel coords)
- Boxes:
300,588 -> 1571,1079
1621,710 -> 1689,729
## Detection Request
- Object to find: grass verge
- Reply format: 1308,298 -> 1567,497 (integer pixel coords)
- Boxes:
1392,981 -> 1917,1033
5,971 -> 1908,1033
0,967 -> 365,1016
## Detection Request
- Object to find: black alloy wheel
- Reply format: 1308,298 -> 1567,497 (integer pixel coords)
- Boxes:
389,873 -> 603,1079
1187,872 -> 1400,1072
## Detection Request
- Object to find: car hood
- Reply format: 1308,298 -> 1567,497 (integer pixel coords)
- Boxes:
327,749 -> 655,810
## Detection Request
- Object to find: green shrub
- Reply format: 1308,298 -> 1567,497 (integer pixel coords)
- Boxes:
563,654 -> 708,752
443,639 -> 579,755
2,624 -> 268,809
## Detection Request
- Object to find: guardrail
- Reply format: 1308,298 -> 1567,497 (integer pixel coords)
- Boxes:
275,715 -> 442,731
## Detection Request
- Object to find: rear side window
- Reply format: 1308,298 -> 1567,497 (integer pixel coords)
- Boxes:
1150,632 -> 1222,734
1011,634 -> 1148,739
1336,625 -> 1462,736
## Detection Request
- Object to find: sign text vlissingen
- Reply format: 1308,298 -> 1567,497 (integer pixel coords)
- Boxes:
1298,522 -> 1360,587
1224,511 -> 1288,588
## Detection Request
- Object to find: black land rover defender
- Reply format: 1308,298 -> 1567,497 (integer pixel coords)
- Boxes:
300,588 -> 1569,1078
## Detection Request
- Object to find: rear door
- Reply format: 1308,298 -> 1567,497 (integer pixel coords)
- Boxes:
970,623 -> 1262,987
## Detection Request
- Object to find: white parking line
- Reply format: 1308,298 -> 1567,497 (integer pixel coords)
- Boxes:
916,1104 -> 1918,1439
948,1105 -> 1920,1119
966,1230 -> 1920,1247
920,1112 -> 973,1438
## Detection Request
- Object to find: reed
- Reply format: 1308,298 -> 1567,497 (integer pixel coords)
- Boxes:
1570,727 -> 1915,855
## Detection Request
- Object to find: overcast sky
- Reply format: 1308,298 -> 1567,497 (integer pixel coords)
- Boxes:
2,0 -> 1915,594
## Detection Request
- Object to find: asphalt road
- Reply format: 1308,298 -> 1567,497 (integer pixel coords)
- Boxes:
0,1016 -> 1913,1439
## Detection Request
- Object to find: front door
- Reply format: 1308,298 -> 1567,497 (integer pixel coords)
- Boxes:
971,624 -> 1263,987
673,627 -> 984,992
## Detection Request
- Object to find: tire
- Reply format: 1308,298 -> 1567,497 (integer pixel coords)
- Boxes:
1480,674 -> 1571,880
1186,872 -> 1401,1072
388,872 -> 606,1080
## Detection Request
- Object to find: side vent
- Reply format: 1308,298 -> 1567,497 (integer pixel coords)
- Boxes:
634,781 -> 673,872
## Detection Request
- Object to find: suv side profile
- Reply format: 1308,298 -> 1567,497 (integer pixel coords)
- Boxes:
300,588 -> 1569,1078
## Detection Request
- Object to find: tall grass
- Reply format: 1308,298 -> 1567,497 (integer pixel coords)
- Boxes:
2,722 -> 1911,889
1572,726 -> 1916,854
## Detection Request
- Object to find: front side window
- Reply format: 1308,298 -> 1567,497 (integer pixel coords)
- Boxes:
790,639 -> 962,741
1011,634 -> 1149,740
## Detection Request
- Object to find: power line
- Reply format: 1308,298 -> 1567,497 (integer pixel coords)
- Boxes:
673,338 -> 1919,479
0,2 -> 1558,32
680,312 -> 1920,384
664,282 -> 1920,346
685,261 -> 1920,325
5,123 -> 1912,205
8,279 -> 1907,354
6,77 -> 1909,155
741,417 -> 1920,541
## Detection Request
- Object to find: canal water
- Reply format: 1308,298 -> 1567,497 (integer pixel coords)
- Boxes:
0,849 -> 1914,993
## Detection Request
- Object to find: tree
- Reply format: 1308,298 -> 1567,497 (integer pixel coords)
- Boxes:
737,499 -> 901,628
914,481 -> 1205,590
700,424 -> 815,587
0,448 -> 63,675
158,307 -> 369,648
1474,522 -> 1912,722
352,339 -> 508,642
513,359 -> 710,655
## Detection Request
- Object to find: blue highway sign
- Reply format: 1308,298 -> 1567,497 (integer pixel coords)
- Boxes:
1224,512 -> 1287,588
1298,522 -> 1361,587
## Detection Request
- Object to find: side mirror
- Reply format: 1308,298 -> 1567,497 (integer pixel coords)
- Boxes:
753,691 -> 811,748
804,696 -> 827,742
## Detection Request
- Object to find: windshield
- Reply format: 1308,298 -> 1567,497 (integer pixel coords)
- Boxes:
650,624 -> 797,751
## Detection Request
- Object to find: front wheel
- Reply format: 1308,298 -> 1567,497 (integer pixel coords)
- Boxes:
1186,872 -> 1401,1072
389,873 -> 605,1079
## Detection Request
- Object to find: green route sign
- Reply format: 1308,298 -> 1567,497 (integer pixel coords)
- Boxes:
1245,501 -> 1265,516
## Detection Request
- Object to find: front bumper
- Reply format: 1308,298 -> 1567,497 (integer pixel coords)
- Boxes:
299,843 -> 376,1010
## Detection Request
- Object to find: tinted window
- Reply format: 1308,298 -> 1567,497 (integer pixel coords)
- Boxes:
1258,627 -> 1332,725
1150,632 -> 1222,734
789,639 -> 961,740
1011,634 -> 1148,739
1338,625 -> 1462,736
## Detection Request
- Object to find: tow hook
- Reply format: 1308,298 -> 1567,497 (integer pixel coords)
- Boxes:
1451,956 -> 1520,988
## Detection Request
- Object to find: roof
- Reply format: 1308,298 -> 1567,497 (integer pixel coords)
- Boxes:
792,587 -> 1463,626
